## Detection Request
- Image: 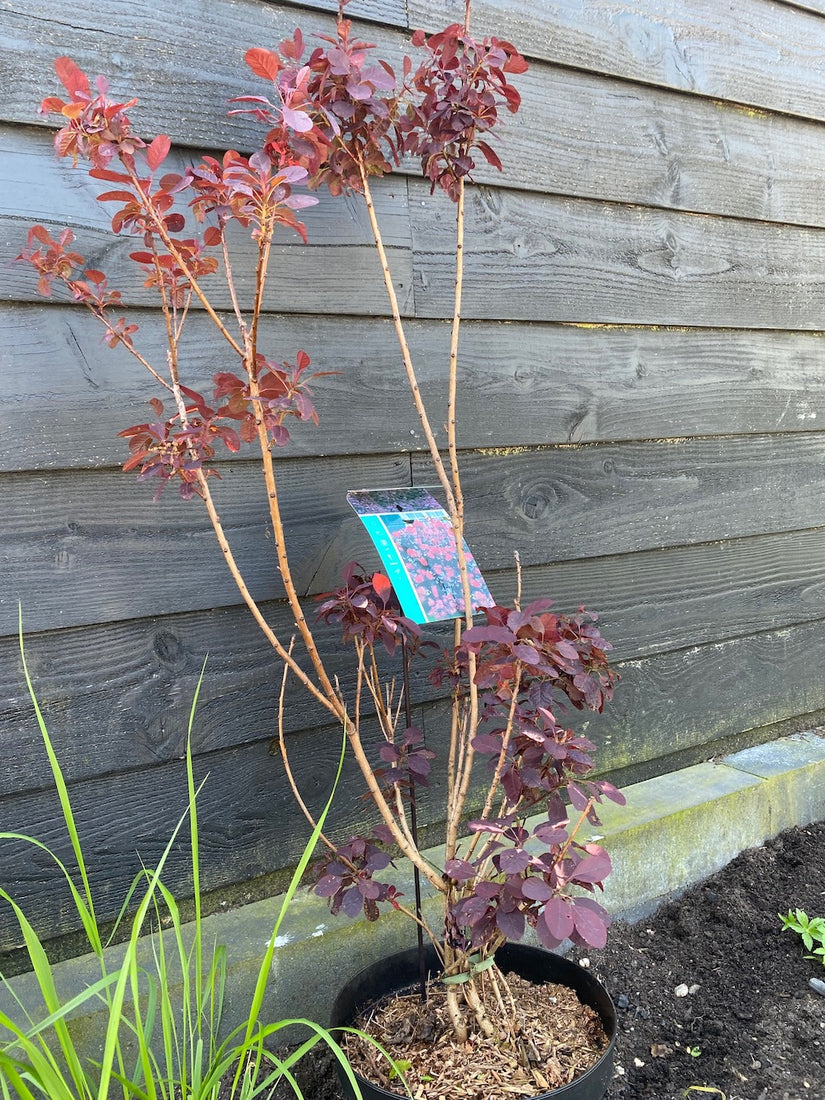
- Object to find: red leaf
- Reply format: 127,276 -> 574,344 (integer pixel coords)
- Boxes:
476,140 -> 502,172
40,96 -> 67,114
279,29 -> 304,61
245,48 -> 282,82
89,168 -> 133,183
372,572 -> 392,604
503,50 -> 529,75
203,226 -> 223,246
163,213 -> 186,232
97,190 -> 136,203
54,57 -> 90,99
147,134 -> 171,172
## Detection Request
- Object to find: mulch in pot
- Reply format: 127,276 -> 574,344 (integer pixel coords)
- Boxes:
274,819 -> 825,1100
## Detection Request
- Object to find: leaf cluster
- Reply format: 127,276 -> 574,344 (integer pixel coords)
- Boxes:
780,908 -> 825,965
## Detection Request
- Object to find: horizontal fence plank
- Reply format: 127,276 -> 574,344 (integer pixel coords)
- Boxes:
6,432 -> 825,638
414,434 -> 825,567
7,304 -> 825,470
0,0 -> 397,150
1,127 -> 412,315
410,0 -> 825,124
276,0 -> 407,25
6,611 -> 825,943
7,524 -> 825,797
8,3 -> 825,229
411,181 -> 825,327
516,527 -> 825,661
511,64 -> 825,227
581,617 -> 825,775
0,454 -> 407,637
3,605 -> 409,797
8,24 -> 825,229
780,0 -> 825,14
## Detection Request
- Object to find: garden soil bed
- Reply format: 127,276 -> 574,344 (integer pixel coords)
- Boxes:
276,819 -> 825,1100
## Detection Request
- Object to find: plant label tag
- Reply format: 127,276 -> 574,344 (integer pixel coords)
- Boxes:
346,487 -> 493,624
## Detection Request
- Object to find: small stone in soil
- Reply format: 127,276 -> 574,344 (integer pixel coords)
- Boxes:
809,977 -> 825,997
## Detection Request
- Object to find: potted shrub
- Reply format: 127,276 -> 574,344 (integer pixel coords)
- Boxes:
19,2 -> 625,1095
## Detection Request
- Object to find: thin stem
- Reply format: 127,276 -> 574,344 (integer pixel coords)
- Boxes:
221,225 -> 248,334
345,718 -> 446,893
358,166 -> 457,516
194,462 -> 341,718
464,668 -> 522,860
276,642 -> 340,855
123,159 -> 245,358
446,180 -> 465,513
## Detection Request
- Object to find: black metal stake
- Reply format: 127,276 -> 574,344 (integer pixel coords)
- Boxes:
402,636 -> 427,1001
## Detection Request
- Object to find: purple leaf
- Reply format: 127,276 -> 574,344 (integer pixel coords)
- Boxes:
567,782 -> 589,811
342,888 -> 363,917
445,858 -> 476,882
315,874 -> 341,898
471,733 -> 502,755
283,106 -> 314,132
571,850 -> 612,885
521,878 -> 553,903
462,625 -> 515,645
497,848 -> 530,874
543,896 -> 574,942
474,881 -> 501,900
572,897 -> 610,948
496,907 -> 525,939
595,780 -> 626,806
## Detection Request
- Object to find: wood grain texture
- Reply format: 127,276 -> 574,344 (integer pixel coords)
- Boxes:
8,304 -> 825,471
0,454 -> 407,637
8,19 -> 825,228
511,527 -> 825,661
2,127 -> 413,314
504,64 -> 825,227
6,432 -> 825,638
275,0 -> 407,25
410,180 -> 825,328
780,0 -> 825,15
414,434 -> 825,568
410,0 -> 825,124
581,616 -> 825,773
7,612 -> 825,944
3,603 -> 434,797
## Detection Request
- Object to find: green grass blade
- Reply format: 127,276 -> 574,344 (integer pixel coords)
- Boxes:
238,723 -> 348,1066
17,607 -> 101,956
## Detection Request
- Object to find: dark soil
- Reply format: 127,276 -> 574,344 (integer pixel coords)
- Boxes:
277,820 -> 825,1100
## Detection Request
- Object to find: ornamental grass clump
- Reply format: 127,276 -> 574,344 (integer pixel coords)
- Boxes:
19,0 -> 624,1057
1,620 -> 371,1100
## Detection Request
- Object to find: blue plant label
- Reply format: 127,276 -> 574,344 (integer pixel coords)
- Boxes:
346,487 -> 494,624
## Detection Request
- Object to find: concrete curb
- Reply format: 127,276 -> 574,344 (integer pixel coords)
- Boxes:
3,729 -> 825,1048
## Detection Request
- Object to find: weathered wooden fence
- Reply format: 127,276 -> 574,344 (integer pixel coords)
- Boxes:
3,0 -> 825,945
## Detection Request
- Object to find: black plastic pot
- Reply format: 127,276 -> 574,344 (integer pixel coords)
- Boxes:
330,942 -> 617,1100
